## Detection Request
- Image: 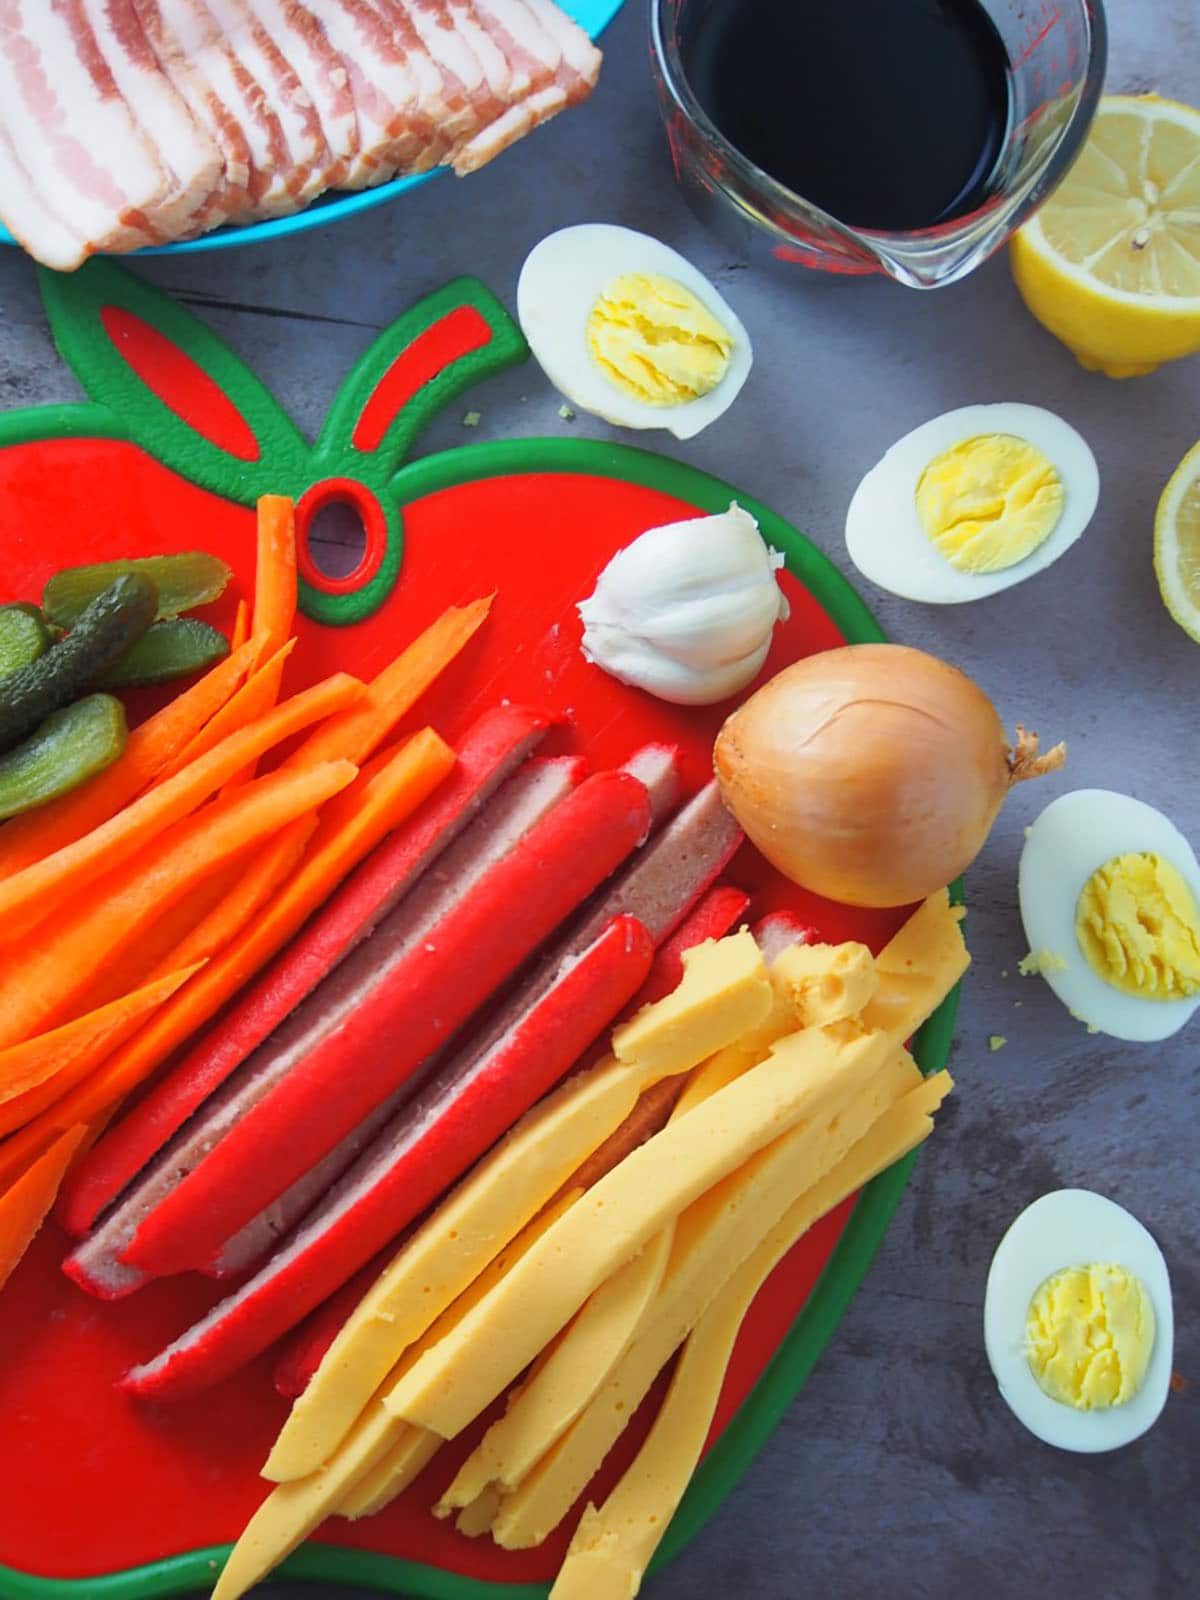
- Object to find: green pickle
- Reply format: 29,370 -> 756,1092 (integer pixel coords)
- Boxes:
43,551 -> 232,626
98,618 -> 230,689
0,572 -> 157,753
0,695 -> 127,820
0,603 -> 53,678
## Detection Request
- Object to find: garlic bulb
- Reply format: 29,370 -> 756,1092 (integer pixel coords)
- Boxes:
577,503 -> 789,706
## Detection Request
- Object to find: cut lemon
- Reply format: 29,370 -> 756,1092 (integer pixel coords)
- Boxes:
1011,95 -> 1200,377
1155,441 -> 1200,643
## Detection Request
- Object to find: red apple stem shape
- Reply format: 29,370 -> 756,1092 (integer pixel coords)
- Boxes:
118,769 -> 654,1282
59,704 -> 554,1240
114,781 -> 740,1403
268,881 -> 750,1403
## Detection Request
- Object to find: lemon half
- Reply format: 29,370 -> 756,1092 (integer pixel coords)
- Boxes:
1011,95 -> 1200,378
1155,441 -> 1200,643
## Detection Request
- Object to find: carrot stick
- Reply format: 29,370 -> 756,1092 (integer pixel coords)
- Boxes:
229,598 -> 251,654
0,638 -> 259,878
252,496 -> 298,660
155,640 -> 297,787
0,730 -> 454,1183
0,966 -> 201,1109
0,673 -> 363,944
0,1124 -> 89,1292
288,596 -> 493,770
0,759 -> 357,1048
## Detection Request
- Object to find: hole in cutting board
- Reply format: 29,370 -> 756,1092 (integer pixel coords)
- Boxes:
305,497 -> 368,580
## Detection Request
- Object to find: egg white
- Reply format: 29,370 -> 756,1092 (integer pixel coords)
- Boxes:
1019,789 -> 1200,1042
983,1189 -> 1173,1453
845,403 -> 1099,603
516,224 -> 752,440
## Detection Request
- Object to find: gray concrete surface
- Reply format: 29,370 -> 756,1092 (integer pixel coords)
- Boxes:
0,1 -> 1196,1596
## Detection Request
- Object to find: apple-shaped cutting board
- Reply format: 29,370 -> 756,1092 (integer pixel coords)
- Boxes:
0,262 -> 959,1599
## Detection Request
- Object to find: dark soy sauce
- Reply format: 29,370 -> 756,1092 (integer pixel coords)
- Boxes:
680,0 -> 1012,232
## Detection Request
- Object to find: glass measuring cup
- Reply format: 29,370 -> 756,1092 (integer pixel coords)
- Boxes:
650,0 -> 1108,288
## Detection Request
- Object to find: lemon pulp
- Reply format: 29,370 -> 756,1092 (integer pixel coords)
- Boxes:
1010,95 -> 1200,377
1155,439 -> 1200,643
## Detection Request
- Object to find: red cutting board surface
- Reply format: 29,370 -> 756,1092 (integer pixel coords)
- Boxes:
0,264 -> 919,1591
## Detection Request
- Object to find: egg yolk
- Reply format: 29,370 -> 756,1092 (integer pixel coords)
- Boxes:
1076,852 -> 1200,1000
586,273 -> 733,406
1026,1263 -> 1155,1409
916,434 -> 1064,573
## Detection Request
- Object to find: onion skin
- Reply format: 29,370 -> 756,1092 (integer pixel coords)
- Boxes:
714,644 -> 1016,908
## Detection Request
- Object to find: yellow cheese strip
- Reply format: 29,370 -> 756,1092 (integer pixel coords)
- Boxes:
435,1033 -> 766,1519
610,929 -> 770,1073
456,1483 -> 505,1539
492,1061 -> 945,1550
325,1187 -> 582,1521
385,1024 -> 896,1442
266,935 -> 772,1484
212,1395 -> 398,1600
861,888 -> 969,1042
338,1426 -> 442,1521
549,1081 -> 947,1599
771,940 -> 878,1025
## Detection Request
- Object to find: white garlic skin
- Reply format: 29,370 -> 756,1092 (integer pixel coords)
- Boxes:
577,503 -> 789,706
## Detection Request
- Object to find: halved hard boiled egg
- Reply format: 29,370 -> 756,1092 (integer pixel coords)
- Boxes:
845,404 -> 1099,603
517,225 -> 752,439
984,1190 -> 1173,1452
1019,789 -> 1200,1041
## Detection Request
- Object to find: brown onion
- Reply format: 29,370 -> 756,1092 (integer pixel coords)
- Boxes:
714,643 -> 1063,909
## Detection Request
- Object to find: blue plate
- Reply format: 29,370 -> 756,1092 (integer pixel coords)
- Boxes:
0,0 -> 624,259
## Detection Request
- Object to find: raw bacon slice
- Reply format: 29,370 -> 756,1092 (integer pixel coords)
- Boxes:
241,0 -> 360,183
0,0 -> 168,259
81,0 -> 224,239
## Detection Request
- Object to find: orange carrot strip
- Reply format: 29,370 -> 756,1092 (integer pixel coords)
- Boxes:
0,1124 -> 89,1292
155,640 -> 297,787
0,966 -> 201,1108
0,760 -> 357,1048
252,495 -> 298,660
0,673 -> 363,944
288,596 -> 493,770
0,637 -> 259,878
0,730 -> 454,1179
229,598 -> 251,653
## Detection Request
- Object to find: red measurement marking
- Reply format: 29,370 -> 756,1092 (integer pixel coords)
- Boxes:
100,306 -> 260,461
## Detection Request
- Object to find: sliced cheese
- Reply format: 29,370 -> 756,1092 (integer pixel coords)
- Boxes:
268,929 -> 771,1484
435,1032 -> 764,1517
212,1395 -> 399,1600
771,940 -> 878,1025
862,889 -> 969,1042
385,1023 -> 895,1441
611,929 -> 771,1073
493,1056 -> 942,1550
549,1074 -> 951,1599
338,1425 -> 442,1521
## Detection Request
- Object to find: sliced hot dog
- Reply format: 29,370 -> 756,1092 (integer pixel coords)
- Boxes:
117,769 -> 654,1284
115,780 -> 739,1402
268,881 -> 750,1402
59,704 -> 554,1241
64,751 -> 587,1301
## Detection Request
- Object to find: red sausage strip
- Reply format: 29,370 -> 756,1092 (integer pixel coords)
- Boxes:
268,880 -> 749,1402
64,751 -> 586,1301
116,779 -> 739,1401
117,769 -> 653,1282
59,704 -> 554,1241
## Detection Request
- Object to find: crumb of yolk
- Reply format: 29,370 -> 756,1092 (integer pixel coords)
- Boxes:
1026,1263 -> 1155,1409
1076,852 -> 1200,1000
586,273 -> 733,406
916,433 -> 1064,573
